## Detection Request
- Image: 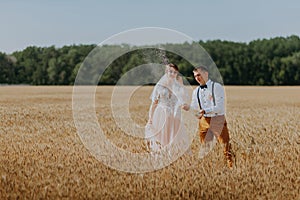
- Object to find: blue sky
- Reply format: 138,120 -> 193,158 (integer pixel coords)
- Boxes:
1,0 -> 300,53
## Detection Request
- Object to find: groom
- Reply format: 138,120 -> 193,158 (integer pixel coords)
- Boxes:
182,66 -> 233,169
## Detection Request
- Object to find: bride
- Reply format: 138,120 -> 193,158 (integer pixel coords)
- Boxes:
145,63 -> 189,152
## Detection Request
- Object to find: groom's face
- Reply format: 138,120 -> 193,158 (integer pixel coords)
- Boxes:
193,69 -> 207,85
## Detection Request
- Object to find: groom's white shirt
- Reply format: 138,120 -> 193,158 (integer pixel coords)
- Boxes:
190,79 -> 226,116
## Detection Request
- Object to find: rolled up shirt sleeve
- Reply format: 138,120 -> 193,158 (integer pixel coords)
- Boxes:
190,87 -> 200,111
205,83 -> 225,115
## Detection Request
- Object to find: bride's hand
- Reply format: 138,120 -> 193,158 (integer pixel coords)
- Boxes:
148,119 -> 152,124
182,103 -> 189,111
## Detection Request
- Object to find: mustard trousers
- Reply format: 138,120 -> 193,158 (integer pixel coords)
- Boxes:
198,115 -> 231,158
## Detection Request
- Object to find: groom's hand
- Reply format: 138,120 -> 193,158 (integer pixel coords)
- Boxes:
195,110 -> 205,119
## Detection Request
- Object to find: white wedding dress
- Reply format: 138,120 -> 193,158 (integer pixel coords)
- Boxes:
145,76 -> 189,152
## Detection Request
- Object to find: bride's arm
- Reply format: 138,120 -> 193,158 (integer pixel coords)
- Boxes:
148,99 -> 158,124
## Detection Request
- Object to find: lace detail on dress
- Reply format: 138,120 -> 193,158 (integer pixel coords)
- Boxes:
155,85 -> 177,115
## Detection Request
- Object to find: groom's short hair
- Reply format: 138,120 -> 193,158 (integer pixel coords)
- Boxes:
193,66 -> 209,73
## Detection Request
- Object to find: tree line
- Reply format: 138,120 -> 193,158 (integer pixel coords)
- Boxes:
0,35 -> 300,85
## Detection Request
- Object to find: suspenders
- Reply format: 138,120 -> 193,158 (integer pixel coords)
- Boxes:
212,81 -> 216,106
197,81 -> 216,110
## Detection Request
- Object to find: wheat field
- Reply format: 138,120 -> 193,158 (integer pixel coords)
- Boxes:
0,86 -> 299,199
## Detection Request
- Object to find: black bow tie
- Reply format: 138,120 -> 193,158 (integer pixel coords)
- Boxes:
200,84 -> 207,89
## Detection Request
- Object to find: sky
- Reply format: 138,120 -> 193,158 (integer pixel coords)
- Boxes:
1,0 -> 300,53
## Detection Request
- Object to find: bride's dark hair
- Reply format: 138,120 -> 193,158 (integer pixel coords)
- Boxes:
168,63 -> 179,71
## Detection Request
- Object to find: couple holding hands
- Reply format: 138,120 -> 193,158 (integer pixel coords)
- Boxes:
145,63 -> 233,168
